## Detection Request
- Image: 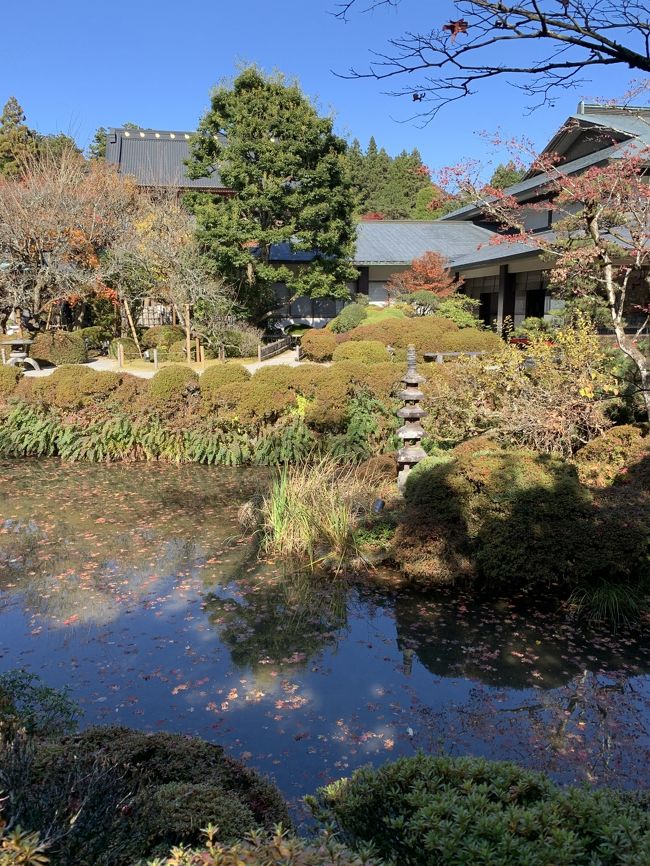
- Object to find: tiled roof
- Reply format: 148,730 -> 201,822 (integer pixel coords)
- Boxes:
353,220 -> 496,264
105,128 -> 227,190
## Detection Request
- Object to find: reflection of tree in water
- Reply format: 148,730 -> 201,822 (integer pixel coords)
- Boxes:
203,566 -> 349,674
0,517 -> 209,625
394,590 -> 650,690
391,590 -> 650,787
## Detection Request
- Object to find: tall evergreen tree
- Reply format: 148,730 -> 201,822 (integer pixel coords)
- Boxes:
188,68 -> 356,319
489,161 -> 526,189
0,97 -> 36,176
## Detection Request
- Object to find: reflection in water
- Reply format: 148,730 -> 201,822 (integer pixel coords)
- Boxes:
1,460 -> 650,803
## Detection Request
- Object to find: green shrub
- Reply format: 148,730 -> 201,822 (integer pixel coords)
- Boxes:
0,365 -> 21,398
0,670 -> 79,738
332,341 -> 388,365
149,826 -> 380,866
30,366 -> 122,409
168,339 -> 194,362
311,754 -> 650,866
141,325 -> 185,349
109,337 -> 140,360
329,303 -> 368,334
148,365 -> 199,411
575,424 -> 650,487
397,448 -> 592,587
79,325 -> 109,350
200,364 -> 252,409
300,329 -> 337,362
137,782 -> 257,855
5,727 -> 289,866
31,330 -> 88,365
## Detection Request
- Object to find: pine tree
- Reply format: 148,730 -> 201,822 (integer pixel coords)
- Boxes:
489,161 -> 526,189
187,67 -> 357,320
0,97 -> 36,176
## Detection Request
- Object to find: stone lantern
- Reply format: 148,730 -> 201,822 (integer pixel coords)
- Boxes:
396,344 -> 427,491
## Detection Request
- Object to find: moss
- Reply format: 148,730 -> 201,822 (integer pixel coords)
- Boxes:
332,340 -> 389,364
31,331 -> 88,365
300,329 -> 337,362
0,365 -> 21,398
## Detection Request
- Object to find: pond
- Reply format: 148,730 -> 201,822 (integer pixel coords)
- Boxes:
1,460 -> 649,816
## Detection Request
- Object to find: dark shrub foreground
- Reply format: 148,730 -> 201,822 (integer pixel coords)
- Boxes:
5,726 -> 289,865
310,754 -> 650,866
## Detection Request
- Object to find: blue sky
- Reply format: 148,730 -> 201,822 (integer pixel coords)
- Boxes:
3,0 -> 639,172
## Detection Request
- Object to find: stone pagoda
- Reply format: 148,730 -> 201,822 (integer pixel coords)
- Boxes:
396,344 -> 427,491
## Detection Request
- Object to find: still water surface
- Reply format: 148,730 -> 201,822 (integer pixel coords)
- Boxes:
1,461 -> 649,811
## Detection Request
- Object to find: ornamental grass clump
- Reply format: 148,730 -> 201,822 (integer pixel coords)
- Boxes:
310,754 -> 650,866
260,458 -> 378,567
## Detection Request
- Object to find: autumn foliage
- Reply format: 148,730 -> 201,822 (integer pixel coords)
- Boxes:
386,251 -> 459,298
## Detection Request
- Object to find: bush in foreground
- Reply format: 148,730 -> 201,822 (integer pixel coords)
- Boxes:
310,754 -> 650,866
0,365 -> 21,398
300,328 -> 337,362
148,826 -> 380,866
31,330 -> 88,366
148,365 -> 199,412
3,727 -> 289,865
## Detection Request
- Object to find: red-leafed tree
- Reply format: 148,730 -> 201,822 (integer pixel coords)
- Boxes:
446,144 -> 650,419
386,250 -> 459,297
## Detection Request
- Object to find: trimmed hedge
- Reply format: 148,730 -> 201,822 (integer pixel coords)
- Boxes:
200,364 -> 251,411
0,365 -> 21,398
30,366 -> 122,410
141,325 -> 185,349
109,337 -> 140,360
339,316 -> 501,359
575,424 -> 650,487
329,303 -> 368,334
300,329 -> 337,362
332,340 -> 389,365
311,754 -> 650,866
31,330 -> 88,365
148,365 -> 199,411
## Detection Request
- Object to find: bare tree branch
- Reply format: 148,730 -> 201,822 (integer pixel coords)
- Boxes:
334,0 -> 650,118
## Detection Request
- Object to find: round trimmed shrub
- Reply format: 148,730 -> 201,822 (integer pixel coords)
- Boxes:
329,303 -> 368,334
332,340 -> 389,365
0,365 -> 21,398
312,754 -> 650,866
141,325 -> 185,350
31,366 -> 122,409
168,339 -> 194,362
575,424 -> 650,487
200,364 -> 251,409
300,328 -> 337,362
31,330 -> 88,366
148,365 -> 199,410
109,337 -> 139,360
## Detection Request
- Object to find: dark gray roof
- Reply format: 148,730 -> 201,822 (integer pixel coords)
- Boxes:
442,108 -> 650,222
105,128 -> 227,190
449,236 -> 543,270
353,220 -> 496,265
